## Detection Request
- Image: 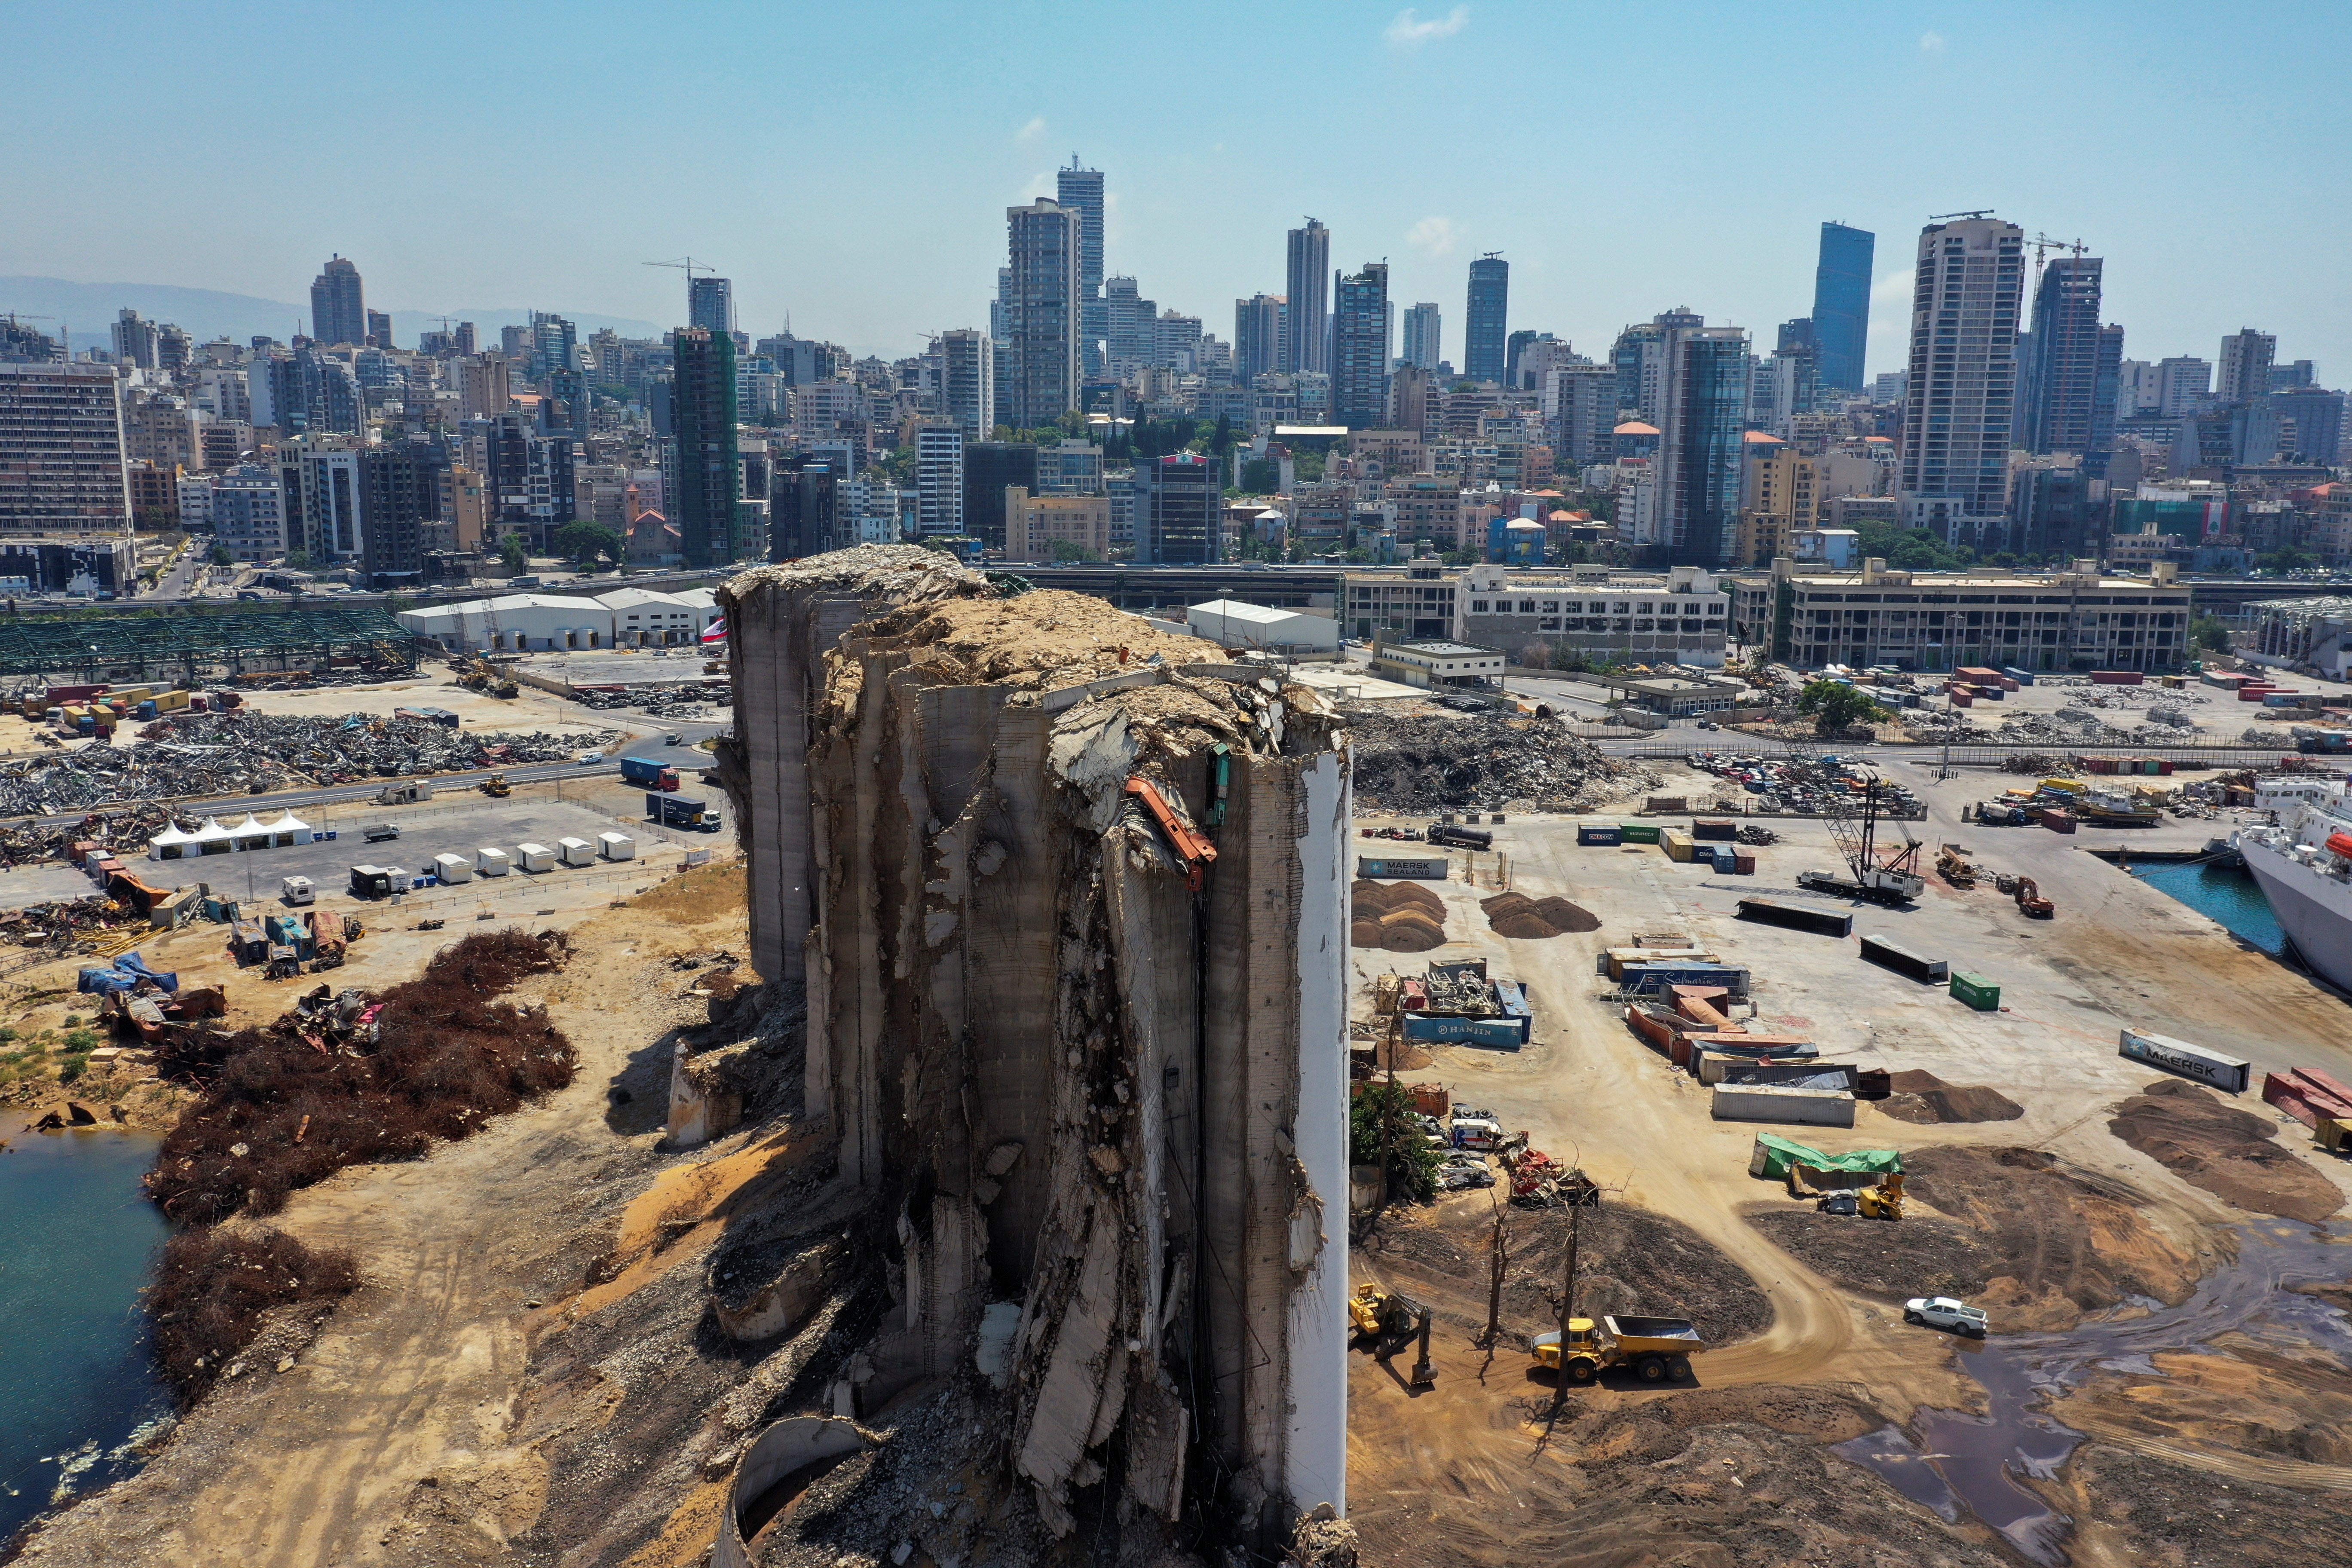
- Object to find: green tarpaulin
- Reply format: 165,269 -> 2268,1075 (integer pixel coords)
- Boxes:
1747,1133 -> 1902,1181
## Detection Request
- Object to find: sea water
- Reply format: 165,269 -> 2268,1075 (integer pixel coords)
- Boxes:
0,1127 -> 172,1543
2132,858 -> 2286,957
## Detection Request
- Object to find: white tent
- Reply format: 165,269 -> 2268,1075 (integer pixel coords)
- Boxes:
266,811 -> 313,845
190,817 -> 236,855
148,824 -> 198,861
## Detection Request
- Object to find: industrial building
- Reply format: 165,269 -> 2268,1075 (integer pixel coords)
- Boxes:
712,547 -> 1346,1550
2240,595 -> 2352,680
395,586 -> 720,651
1369,637 -> 1507,688
1167,597 -> 1340,658
1455,562 -> 1733,668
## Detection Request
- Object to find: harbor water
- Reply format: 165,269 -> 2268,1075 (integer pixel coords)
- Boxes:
0,1127 -> 173,1543
2131,857 -> 2287,958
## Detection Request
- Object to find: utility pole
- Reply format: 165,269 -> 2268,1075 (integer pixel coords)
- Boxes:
1549,1198 -> 1582,1420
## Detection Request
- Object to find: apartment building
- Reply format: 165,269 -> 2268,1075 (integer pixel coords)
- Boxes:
1457,563 -> 1731,668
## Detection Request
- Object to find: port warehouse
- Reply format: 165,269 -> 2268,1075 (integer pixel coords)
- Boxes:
0,601 -> 416,684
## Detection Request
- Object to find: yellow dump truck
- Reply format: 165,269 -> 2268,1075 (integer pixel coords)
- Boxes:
1533,1314 -> 1706,1384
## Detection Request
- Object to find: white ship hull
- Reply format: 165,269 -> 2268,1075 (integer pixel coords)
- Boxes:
2238,836 -> 2352,995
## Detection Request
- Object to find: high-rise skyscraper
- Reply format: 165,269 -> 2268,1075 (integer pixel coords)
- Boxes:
1002,199 -> 1081,429
110,309 -> 160,369
1651,323 -> 1749,564
1331,263 -> 1390,429
1810,222 -> 1874,394
1234,294 -> 1286,381
938,329 -> 995,440
1284,220 -> 1330,374
309,256 -> 367,346
2019,257 -> 2111,462
689,276 -> 736,338
916,425 -> 965,536
669,327 -> 741,567
1401,303 -> 1441,371
2217,328 -> 2276,404
1897,215 -> 2024,544
1134,452 -> 1219,564
1464,254 -> 1509,382
0,363 -> 131,533
1611,308 -> 1705,422
1057,158 -> 1106,377
364,310 -> 393,349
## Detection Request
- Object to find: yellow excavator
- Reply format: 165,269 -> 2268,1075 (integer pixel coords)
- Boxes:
1819,1171 -> 1905,1220
480,772 -> 511,797
1348,1285 -> 1435,1386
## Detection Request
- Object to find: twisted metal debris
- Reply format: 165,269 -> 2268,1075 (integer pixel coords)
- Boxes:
1343,705 -> 1651,812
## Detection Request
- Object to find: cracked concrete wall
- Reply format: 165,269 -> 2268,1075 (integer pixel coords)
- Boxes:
723,552 -> 1351,1543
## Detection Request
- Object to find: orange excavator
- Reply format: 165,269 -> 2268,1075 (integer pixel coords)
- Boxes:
2014,876 -> 2053,919
1125,776 -> 1218,891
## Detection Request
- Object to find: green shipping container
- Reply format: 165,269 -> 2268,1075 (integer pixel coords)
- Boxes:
1949,971 -> 2001,1011
1617,823 -> 1662,843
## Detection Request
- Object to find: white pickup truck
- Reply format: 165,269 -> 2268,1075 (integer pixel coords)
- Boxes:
1904,1296 -> 1989,1338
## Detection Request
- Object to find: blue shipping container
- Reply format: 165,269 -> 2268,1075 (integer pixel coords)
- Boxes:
1577,825 -> 1622,845
2001,667 -> 2036,686
1400,1013 -> 1529,1048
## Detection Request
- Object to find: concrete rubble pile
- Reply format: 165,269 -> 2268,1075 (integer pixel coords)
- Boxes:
1903,709 -> 1991,740
700,545 -> 1348,1563
1343,705 -> 1650,813
0,713 -> 625,818
1997,704 -> 2195,747
568,680 -> 732,717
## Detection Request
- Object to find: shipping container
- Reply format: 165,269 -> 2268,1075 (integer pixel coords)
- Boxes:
1356,857 -> 1448,879
1400,1013 -> 1528,1048
1576,824 -> 1623,846
1859,932 -> 1951,983
2236,686 -> 2276,701
1619,962 -> 1751,998
2120,1027 -> 2249,1093
1662,829 -> 1697,864
514,842 -> 555,872
1949,690 -> 1973,707
1709,1083 -> 1856,1127
1691,819 -> 1737,842
2263,692 -> 2306,708
2000,667 -> 2035,686
557,836 -> 596,867
433,852 -> 474,884
476,847 -> 511,876
2089,670 -> 2144,685
1696,1050 -> 1833,1085
1606,946 -> 1718,978
1617,823 -> 1662,844
619,756 -> 681,789
1734,896 -> 1853,937
1732,850 -> 1756,874
2038,807 -> 2077,834
1709,845 -> 1738,873
597,831 -> 635,861
1949,971 -> 2001,1010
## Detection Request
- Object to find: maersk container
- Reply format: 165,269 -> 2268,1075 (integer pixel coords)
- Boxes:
1577,824 -> 1622,846
1357,856 -> 1448,879
1859,932 -> 1951,984
557,836 -> 596,867
1709,1083 -> 1856,1127
1949,971 -> 2000,1011
597,831 -> 635,861
477,847 -> 511,876
1735,897 -> 1853,937
433,852 -> 474,884
515,841 -> 555,872
2118,1027 -> 2249,1094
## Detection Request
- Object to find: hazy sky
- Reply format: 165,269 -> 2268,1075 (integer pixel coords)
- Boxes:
8,1 -> 2346,378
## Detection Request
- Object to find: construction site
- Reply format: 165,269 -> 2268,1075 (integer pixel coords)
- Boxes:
6,545 -> 2351,1568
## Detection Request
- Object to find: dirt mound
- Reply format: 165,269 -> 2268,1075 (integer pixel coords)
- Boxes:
2041,1441 -> 2352,1566
1902,1145 -> 2205,1329
1343,705 -> 1651,812
1747,1208 -> 1999,1303
1361,1197 -> 1773,1348
1352,879 -> 1448,950
148,1227 -> 360,1402
2108,1077 -> 2343,1223
1874,1069 -> 2024,1124
1479,891 -> 1600,939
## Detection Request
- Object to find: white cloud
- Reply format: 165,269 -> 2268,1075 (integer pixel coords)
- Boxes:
1386,6 -> 1469,47
1872,271 -> 1914,300
1015,115 -> 1046,144
1406,216 -> 1458,256
1918,30 -> 1945,52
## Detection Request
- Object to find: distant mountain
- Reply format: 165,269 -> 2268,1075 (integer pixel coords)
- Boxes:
0,276 -> 665,351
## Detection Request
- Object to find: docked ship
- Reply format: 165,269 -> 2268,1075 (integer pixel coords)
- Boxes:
2233,776 -> 2352,993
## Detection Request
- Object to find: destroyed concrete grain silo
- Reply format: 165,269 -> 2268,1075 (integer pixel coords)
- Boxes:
713,546 -> 1349,1550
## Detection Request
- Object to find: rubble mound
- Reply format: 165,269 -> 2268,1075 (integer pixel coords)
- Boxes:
1479,890 -> 1600,939
147,1226 -> 359,1402
848,586 -> 1224,693
1343,706 -> 1649,812
1999,704 -> 2133,746
1746,1208 -> 1999,1303
146,928 -> 576,1226
1874,1069 -> 2024,1124
1351,879 -> 1446,950
2108,1077 -> 2343,1223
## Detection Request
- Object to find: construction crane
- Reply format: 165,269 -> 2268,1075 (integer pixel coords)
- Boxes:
1785,740 -> 1925,904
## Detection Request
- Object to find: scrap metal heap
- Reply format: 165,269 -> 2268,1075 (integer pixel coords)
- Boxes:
1342,704 -> 1647,814
0,713 -> 622,821
711,546 -> 1350,1559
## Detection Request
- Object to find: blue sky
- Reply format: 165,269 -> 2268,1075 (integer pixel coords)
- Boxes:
6,1 -> 2345,378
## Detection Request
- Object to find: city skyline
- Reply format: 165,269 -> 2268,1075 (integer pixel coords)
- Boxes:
3,2 -> 2343,376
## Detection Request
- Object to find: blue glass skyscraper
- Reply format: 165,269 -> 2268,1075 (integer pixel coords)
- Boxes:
1810,222 -> 1874,394
1464,254 -> 1508,382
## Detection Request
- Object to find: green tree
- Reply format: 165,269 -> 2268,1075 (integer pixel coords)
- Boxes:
2258,546 -> 2318,575
282,548 -> 312,570
208,544 -> 232,567
2190,612 -> 2232,653
552,521 -> 625,569
1795,678 -> 1888,737
1349,1082 -> 1442,1204
496,533 -> 528,572
1049,536 -> 1100,564
1211,412 -> 1233,454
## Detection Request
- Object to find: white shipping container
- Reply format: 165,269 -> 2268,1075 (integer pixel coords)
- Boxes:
557,836 -> 596,867
2118,1027 -> 2250,1093
1709,1083 -> 1856,1127
515,842 -> 555,872
477,847 -> 511,876
432,852 -> 474,884
597,831 -> 636,862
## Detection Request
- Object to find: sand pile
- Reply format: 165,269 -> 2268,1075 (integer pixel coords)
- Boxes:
1875,1069 -> 2025,1124
1480,891 -> 1601,939
2108,1078 -> 2343,1223
1351,879 -> 1447,951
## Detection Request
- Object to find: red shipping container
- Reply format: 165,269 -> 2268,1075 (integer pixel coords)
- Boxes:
1951,691 -> 1973,707
2089,670 -> 2144,685
2039,808 -> 2077,834
1733,851 -> 1756,874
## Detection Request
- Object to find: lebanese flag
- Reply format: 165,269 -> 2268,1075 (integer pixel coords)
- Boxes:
701,616 -> 727,644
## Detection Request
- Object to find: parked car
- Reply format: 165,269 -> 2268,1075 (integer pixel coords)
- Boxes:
576,749 -> 604,764
1903,1296 -> 1988,1338
1439,1164 -> 1495,1191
